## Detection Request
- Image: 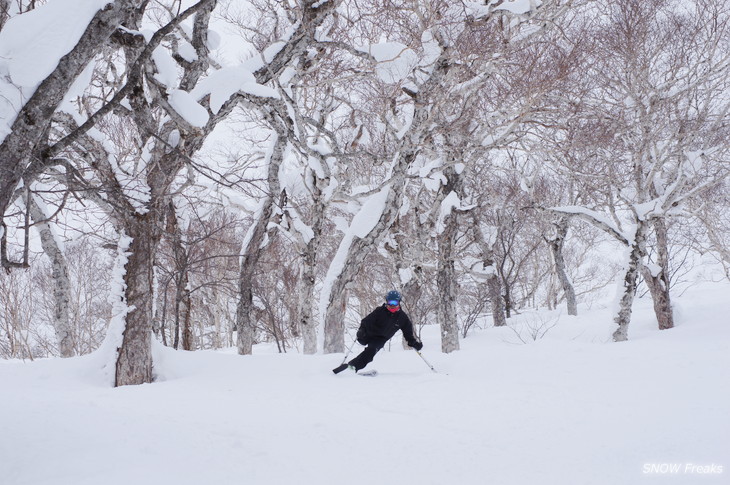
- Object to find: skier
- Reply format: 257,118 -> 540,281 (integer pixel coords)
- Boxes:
333,290 -> 423,374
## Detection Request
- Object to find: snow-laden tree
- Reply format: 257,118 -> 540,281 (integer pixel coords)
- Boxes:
21,0 -> 323,381
0,0 -> 139,266
230,0 -> 344,356
537,0 -> 730,341
313,0 -> 580,353
0,1 -> 142,357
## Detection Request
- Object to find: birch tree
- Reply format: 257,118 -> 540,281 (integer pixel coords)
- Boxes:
26,193 -> 74,357
0,0 -> 139,269
229,0 -> 343,355
39,0 -> 244,383
314,0 -> 580,352
545,216 -> 578,316
541,0 -> 730,340
321,45 -> 453,353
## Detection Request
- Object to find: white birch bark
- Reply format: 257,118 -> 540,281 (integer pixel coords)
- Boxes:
437,204 -> 460,353
26,194 -> 74,357
433,160 -> 463,353
0,0 -> 11,30
640,219 -> 674,330
390,213 -> 426,349
547,217 -> 578,316
166,202 -> 193,350
286,118 -> 332,355
612,221 -> 649,342
235,128 -> 286,355
471,214 -> 508,328
229,0 -> 342,355
298,226 -> 321,355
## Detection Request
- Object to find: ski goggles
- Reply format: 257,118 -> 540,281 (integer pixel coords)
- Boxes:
387,300 -> 400,307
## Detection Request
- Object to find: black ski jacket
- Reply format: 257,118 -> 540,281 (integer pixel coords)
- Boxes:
356,305 -> 419,347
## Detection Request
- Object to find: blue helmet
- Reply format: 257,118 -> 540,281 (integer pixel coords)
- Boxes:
385,290 -> 401,303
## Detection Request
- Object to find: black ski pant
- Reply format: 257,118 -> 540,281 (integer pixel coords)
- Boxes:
348,337 -> 389,371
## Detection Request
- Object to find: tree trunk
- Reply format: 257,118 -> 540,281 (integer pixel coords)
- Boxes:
113,142 -> 190,385
612,221 -> 649,342
323,286 -> 349,353
115,216 -> 158,386
437,167 -> 462,353
321,186 -> 395,354
548,217 -> 578,316
0,0 -> 11,30
166,202 -> 193,350
298,234 -> 319,354
471,213 -> 507,327
292,170 -> 326,355
641,219 -> 674,330
235,199 -> 275,355
487,273 -> 507,327
437,218 -> 460,353
27,194 -> 74,357
235,126 -> 285,355
179,282 -> 193,350
399,264 -> 424,349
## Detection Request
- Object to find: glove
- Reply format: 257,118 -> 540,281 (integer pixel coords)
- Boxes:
411,341 -> 423,351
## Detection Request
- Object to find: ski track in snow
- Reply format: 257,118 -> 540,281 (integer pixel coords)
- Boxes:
1,282 -> 729,485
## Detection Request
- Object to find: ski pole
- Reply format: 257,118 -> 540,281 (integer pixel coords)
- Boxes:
416,350 -> 438,373
339,328 -> 360,365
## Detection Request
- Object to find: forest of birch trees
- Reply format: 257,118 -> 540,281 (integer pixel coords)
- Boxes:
1,0 -> 728,385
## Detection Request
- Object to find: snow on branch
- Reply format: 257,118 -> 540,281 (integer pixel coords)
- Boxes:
0,0 -> 113,144
533,204 -> 630,246
47,0 -> 218,158
318,184 -> 391,317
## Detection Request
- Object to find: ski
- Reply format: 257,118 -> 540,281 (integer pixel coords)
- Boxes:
332,364 -> 377,376
332,363 -> 349,374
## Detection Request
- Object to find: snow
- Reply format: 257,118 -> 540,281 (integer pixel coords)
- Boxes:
471,261 -> 497,280
206,29 -> 222,50
285,206 -> 315,244
646,262 -> 663,278
0,0 -> 112,144
435,190 -> 461,234
494,0 -> 542,15
176,41 -> 198,63
191,66 -> 280,114
168,89 -> 210,128
28,192 -> 65,252
1,281 -> 728,485
550,205 -> 630,243
398,267 -> 413,285
350,186 -> 391,238
152,46 -> 179,88
634,199 -> 661,220
106,148 -> 152,215
92,232 -> 133,386
463,0 -> 542,19
58,61 -> 96,118
685,149 -> 705,176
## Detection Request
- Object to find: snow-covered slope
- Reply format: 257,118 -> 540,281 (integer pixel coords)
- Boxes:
1,282 -> 729,485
